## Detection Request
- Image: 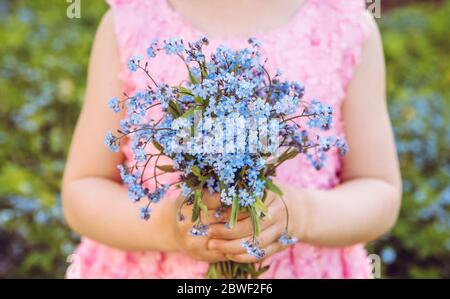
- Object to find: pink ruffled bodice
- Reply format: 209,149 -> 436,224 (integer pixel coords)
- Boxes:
67,0 -> 373,278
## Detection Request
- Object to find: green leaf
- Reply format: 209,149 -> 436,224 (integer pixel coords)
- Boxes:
191,189 -> 208,218
276,148 -> 299,165
152,140 -> 164,152
252,265 -> 270,278
200,63 -> 208,79
195,189 -> 202,199
180,107 -> 196,119
206,263 -> 219,279
249,206 -> 261,237
189,74 -> 200,84
190,165 -> 204,179
168,100 -> 182,117
194,96 -> 203,105
155,165 -> 176,172
254,198 -> 268,214
184,174 -> 201,189
265,179 -> 284,197
191,192 -> 200,222
178,86 -> 193,96
197,197 -> 208,216
228,195 -> 239,228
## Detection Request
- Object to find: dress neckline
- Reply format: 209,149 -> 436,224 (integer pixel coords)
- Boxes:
161,0 -> 312,43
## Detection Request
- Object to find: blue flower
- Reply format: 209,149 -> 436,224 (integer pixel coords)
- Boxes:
235,81 -> 254,99
119,119 -> 131,134
140,206 -> 152,221
108,97 -> 121,113
248,37 -> 261,48
189,67 -> 201,79
241,239 -> 265,259
250,178 -> 265,199
148,184 -> 170,203
163,38 -> 185,55
128,182 -> 145,202
104,131 -> 119,152
274,95 -> 298,115
278,233 -> 298,246
146,38 -> 158,58
290,81 -> 305,97
206,177 -> 219,193
335,137 -> 348,156
220,186 -> 236,205
275,69 -> 283,77
306,100 -> 333,130
189,223 -> 209,237
320,136 -> 335,152
238,189 -> 255,207
127,55 -> 142,72
106,38 -> 347,251
306,151 -> 327,170
214,207 -> 225,219
180,183 -> 192,197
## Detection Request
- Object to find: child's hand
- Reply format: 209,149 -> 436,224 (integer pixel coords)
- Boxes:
206,187 -> 302,263
174,192 -> 228,263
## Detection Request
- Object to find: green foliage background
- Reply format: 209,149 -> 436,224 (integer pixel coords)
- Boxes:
0,0 -> 448,278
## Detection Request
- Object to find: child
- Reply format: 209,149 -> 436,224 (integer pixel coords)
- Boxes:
62,0 -> 401,278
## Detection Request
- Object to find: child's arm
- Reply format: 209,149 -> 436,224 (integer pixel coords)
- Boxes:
291,13 -> 402,247
61,11 -> 175,251
207,14 -> 402,261
62,11 -> 224,262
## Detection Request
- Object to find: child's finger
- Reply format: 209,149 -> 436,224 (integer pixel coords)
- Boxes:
208,217 -> 254,240
208,201 -> 279,239
201,190 -> 221,209
203,210 -> 227,224
211,212 -> 273,239
225,242 -> 283,264
205,190 -> 279,222
218,208 -> 250,222
207,224 -> 280,254
202,250 -> 229,263
179,204 -> 222,225
263,191 -> 278,206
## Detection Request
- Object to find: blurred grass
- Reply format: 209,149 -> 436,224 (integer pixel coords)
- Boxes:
0,0 -> 449,278
0,0 -> 108,278
372,2 -> 450,278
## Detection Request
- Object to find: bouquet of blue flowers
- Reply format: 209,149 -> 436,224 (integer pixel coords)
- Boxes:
105,37 -> 347,278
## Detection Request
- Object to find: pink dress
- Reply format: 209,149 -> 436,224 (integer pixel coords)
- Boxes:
66,0 -> 373,278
